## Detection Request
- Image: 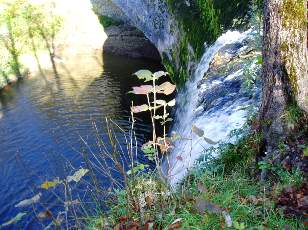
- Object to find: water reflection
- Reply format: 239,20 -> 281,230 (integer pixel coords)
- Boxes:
0,52 -> 163,227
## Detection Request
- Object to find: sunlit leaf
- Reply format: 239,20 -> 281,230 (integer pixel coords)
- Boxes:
154,115 -> 164,120
156,82 -> 176,95
167,99 -> 176,107
192,125 -> 204,137
1,212 -> 27,227
15,193 -> 42,208
133,69 -> 153,82
40,178 -> 62,190
131,104 -> 149,113
153,71 -> 168,79
131,85 -> 153,95
67,168 -> 89,183
155,100 -> 167,105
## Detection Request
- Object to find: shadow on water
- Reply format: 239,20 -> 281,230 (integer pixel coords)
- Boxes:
0,44 -> 166,227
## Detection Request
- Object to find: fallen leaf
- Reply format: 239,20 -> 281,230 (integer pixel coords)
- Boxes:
15,193 -> 42,208
40,178 -> 62,190
145,195 -> 154,208
131,104 -> 149,113
197,182 -> 207,194
67,168 -> 89,183
169,218 -> 182,229
156,82 -> 176,95
195,197 -> 223,214
1,212 -> 27,227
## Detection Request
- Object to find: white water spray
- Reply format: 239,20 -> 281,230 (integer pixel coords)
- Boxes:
165,30 -> 256,185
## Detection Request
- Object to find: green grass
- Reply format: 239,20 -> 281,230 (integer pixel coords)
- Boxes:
87,133 -> 306,229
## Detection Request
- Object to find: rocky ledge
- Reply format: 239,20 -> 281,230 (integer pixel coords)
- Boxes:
103,25 -> 161,61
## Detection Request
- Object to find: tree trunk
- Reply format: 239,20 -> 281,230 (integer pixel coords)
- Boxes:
259,0 -> 308,150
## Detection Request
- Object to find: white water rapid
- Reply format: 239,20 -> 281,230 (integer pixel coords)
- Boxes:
165,30 -> 258,186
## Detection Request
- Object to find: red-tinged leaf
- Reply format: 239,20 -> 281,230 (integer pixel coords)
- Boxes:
37,210 -> 53,220
131,104 -> 149,113
131,85 -> 153,95
156,82 -> 176,95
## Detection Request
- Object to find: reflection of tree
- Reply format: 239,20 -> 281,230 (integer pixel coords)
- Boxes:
23,2 -> 63,77
0,0 -> 63,83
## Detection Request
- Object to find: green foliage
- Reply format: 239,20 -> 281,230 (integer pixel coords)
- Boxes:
97,15 -> 122,28
285,103 -> 303,125
216,132 -> 262,173
0,0 -> 63,87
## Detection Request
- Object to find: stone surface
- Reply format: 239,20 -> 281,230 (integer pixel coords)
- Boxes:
103,25 -> 161,61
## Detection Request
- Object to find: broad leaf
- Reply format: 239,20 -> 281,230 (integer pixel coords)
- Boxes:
37,210 -> 53,220
131,85 -> 153,95
204,136 -> 217,145
192,125 -> 204,137
153,71 -> 168,79
133,69 -> 153,82
67,168 -> 89,183
131,104 -> 149,113
40,178 -> 62,190
156,82 -> 176,95
155,100 -> 167,105
1,212 -> 27,227
15,193 -> 42,208
167,99 -> 176,107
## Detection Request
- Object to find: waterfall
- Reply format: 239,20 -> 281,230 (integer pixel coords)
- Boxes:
165,29 -> 259,186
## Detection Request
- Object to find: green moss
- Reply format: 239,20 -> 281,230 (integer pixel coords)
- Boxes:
282,0 -> 306,30
97,15 -> 122,28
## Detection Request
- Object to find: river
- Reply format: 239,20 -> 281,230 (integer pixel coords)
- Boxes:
0,52 -> 163,228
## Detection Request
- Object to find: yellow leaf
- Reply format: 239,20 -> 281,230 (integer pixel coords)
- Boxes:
40,178 -> 61,190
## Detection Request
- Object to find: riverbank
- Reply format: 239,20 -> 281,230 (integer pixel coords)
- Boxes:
88,124 -> 308,229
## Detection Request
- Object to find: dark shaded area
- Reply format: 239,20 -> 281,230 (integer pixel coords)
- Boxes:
103,25 -> 161,61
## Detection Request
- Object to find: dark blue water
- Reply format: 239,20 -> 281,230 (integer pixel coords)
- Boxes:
0,53 -> 163,229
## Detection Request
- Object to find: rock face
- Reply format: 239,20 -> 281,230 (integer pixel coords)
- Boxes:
103,25 -> 161,61
91,0 -> 178,54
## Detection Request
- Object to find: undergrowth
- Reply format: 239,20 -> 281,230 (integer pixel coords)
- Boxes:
88,126 -> 307,229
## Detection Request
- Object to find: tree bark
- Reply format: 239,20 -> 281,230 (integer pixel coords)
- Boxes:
259,0 -> 308,149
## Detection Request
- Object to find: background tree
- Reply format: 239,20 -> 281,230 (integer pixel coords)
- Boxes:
259,0 -> 308,154
0,0 -> 28,78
